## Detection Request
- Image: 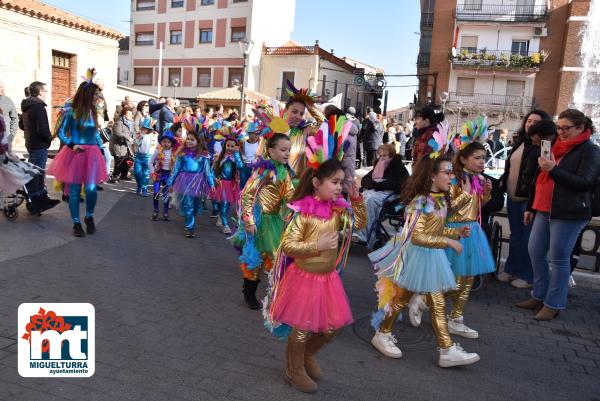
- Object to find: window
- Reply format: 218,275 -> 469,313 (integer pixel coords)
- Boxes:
456,78 -> 475,95
464,0 -> 482,10
134,68 -> 153,85
199,29 -> 213,43
506,80 -> 525,97
280,71 -> 295,100
228,68 -> 243,87
136,0 -> 155,10
460,36 -> 478,53
171,0 -> 184,7
511,40 -> 530,56
197,68 -> 211,87
232,0 -> 248,2
135,32 -> 154,46
170,30 -> 182,45
52,52 -> 71,68
231,27 -> 246,42
201,0 -> 214,5
168,68 -> 182,86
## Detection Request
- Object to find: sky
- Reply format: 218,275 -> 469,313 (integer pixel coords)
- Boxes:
41,0 -> 420,109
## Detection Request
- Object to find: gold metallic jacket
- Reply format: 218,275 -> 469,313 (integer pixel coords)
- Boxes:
241,173 -> 294,227
447,183 -> 490,223
281,197 -> 367,274
408,196 -> 461,249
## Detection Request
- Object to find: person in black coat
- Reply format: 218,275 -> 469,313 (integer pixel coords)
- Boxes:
518,109 -> 600,320
353,144 -> 410,248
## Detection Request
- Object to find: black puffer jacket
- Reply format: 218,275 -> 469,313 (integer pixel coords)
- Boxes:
361,155 -> 410,194
527,140 -> 600,220
20,97 -> 52,150
499,137 -> 540,199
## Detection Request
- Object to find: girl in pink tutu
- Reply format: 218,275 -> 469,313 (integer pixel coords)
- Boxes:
212,136 -> 243,234
264,117 -> 366,393
48,69 -> 108,237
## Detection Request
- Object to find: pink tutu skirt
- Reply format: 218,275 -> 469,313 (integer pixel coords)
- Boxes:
48,145 -> 108,185
270,263 -> 353,333
212,179 -> 240,203
172,172 -> 211,197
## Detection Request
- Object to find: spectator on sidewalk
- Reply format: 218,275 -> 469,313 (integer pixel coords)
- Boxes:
362,111 -> 383,166
110,106 -> 134,182
133,100 -> 149,135
158,98 -> 175,134
20,81 -> 60,213
412,107 -> 443,162
518,109 -> 600,321
0,79 -> 18,151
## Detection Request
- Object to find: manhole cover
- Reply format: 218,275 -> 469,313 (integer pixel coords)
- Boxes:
352,315 -> 435,351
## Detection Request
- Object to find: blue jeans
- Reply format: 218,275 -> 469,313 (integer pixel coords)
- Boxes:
134,153 -> 150,193
504,198 -> 533,282
26,148 -> 48,198
528,212 -> 587,309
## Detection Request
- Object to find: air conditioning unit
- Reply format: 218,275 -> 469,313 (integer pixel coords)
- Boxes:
534,27 -> 548,37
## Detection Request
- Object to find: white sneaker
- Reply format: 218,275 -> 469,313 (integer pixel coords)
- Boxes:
497,272 -> 512,282
447,317 -> 479,339
216,219 -> 223,228
510,278 -> 532,289
438,343 -> 480,368
408,294 -> 427,327
222,226 -> 231,235
371,331 -> 403,358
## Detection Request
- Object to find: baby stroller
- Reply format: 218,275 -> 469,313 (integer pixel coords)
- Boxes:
0,155 -> 42,221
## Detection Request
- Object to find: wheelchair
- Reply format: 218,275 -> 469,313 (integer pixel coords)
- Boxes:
470,212 -> 504,292
367,193 -> 405,250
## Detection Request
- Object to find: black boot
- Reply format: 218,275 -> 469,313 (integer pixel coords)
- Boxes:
84,216 -> 96,234
73,223 -> 86,237
243,278 -> 261,310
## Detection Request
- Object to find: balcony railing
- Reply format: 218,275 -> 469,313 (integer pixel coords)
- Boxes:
456,4 -> 548,22
449,48 -> 548,69
448,92 -> 533,113
264,46 -> 315,56
417,52 -> 431,68
420,12 -> 434,28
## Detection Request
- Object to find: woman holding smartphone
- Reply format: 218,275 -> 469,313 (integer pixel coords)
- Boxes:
498,111 -> 553,289
518,109 -> 600,320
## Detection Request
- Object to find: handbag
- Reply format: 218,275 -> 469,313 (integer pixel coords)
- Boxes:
100,127 -> 112,143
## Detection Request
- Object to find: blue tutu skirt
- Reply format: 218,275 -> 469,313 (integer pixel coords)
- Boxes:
395,243 -> 457,293
445,221 -> 496,277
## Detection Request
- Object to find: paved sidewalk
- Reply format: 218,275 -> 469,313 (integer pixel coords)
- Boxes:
0,190 -> 599,401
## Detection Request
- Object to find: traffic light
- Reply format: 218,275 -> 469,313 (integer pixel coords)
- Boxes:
373,92 -> 383,114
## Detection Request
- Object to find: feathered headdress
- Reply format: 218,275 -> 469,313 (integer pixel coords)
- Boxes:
285,80 -> 318,108
459,115 -> 490,149
81,68 -> 97,87
230,121 -> 248,142
305,115 -> 351,170
181,116 -> 200,134
427,121 -> 455,159
252,106 -> 289,139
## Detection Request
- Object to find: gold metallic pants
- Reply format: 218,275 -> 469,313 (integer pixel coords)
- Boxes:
444,276 -> 474,320
379,285 -> 452,349
288,327 -> 339,343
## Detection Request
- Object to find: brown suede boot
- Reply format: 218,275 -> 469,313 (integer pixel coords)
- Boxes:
515,298 -> 543,310
284,340 -> 318,393
534,306 -> 559,321
304,333 -> 336,381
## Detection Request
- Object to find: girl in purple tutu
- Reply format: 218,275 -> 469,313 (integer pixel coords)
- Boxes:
167,131 -> 215,238
48,68 -> 108,237
212,136 -> 243,235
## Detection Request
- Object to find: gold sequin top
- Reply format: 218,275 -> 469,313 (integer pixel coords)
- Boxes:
447,175 -> 491,223
406,194 -> 461,249
240,169 -> 294,227
281,197 -> 367,274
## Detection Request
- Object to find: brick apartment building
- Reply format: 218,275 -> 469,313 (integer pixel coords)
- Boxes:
417,0 -> 595,132
123,0 -> 295,102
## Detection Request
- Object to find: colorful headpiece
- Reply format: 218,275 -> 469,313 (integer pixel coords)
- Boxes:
81,68 -> 97,87
252,106 -> 289,139
427,121 -> 456,159
459,115 -> 490,149
245,121 -> 260,133
141,117 -> 155,131
285,80 -> 318,108
231,122 -> 248,142
305,115 -> 351,170
181,116 -> 200,134
158,130 -> 176,145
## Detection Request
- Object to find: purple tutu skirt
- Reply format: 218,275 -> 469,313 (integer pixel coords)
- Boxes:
212,179 -> 240,203
172,172 -> 211,197
47,145 -> 108,185
270,264 -> 353,333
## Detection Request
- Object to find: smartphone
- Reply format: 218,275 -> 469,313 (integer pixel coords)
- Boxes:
541,140 -> 551,160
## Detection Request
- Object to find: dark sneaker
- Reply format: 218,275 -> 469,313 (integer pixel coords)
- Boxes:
73,223 -> 86,237
152,210 -> 159,221
84,216 -> 96,234
185,229 -> 195,238
163,213 -> 170,221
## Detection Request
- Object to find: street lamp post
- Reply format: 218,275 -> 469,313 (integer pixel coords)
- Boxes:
238,38 -> 254,119
456,101 -> 463,134
172,78 -> 180,102
440,91 -> 449,114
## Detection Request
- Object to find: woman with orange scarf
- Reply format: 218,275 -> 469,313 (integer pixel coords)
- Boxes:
518,109 -> 600,320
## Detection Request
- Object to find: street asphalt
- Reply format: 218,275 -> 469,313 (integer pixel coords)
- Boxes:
0,182 -> 599,401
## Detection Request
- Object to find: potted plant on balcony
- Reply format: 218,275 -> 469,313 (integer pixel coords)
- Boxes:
497,53 -> 509,67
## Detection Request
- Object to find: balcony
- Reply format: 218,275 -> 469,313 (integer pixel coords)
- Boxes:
456,3 -> 548,23
449,48 -> 548,70
417,52 -> 431,68
421,12 -> 434,28
448,92 -> 533,114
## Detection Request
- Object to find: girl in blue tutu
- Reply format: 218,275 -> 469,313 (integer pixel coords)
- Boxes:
369,122 -> 480,368
443,117 -> 495,340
